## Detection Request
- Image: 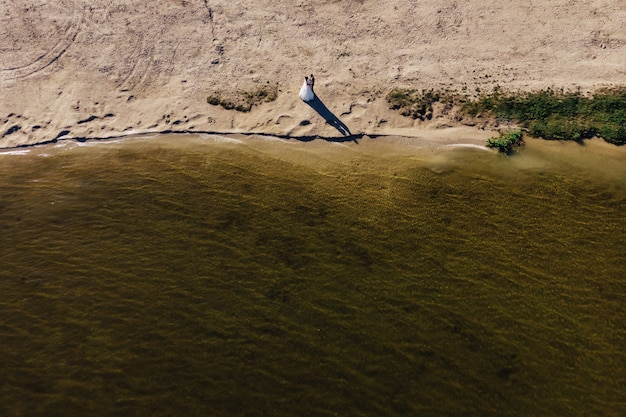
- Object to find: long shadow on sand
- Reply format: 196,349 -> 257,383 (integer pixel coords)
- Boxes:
305,95 -> 354,140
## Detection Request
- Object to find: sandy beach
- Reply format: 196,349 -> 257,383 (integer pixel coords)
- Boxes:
1,0 -> 625,149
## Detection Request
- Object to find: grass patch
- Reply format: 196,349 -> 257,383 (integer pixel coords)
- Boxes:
463,87 -> 626,145
387,86 -> 626,145
207,83 -> 278,113
386,88 -> 455,120
486,130 -> 524,155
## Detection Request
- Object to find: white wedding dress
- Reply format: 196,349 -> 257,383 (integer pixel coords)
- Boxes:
299,78 -> 314,102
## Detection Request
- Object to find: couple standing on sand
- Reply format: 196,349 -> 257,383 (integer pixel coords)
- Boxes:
299,74 -> 315,102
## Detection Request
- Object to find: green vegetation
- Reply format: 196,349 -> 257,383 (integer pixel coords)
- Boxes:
386,88 -> 455,120
207,84 -> 278,113
486,130 -> 524,155
464,87 -> 626,145
387,86 -> 626,146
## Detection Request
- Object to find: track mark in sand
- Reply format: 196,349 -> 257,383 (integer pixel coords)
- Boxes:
115,34 -> 155,92
0,0 -> 84,80
202,0 -> 215,33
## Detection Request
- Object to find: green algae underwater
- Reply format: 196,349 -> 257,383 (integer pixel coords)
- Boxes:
0,134 -> 624,417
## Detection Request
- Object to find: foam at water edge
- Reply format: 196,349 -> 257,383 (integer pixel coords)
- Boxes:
445,143 -> 492,151
199,134 -> 244,144
0,149 -> 31,156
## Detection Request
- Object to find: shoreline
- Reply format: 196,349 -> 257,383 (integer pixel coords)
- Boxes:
2,130 -> 625,186
3,88 -> 623,152
0,124 -> 496,152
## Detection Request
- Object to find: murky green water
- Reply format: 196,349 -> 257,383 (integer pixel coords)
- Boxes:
1,134 -> 625,416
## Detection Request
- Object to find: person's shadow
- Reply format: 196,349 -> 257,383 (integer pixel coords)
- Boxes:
305,95 -> 353,139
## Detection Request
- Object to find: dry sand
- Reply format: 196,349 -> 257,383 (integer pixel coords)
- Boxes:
1,0 -> 625,149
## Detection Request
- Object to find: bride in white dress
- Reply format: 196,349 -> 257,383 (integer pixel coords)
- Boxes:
299,75 -> 315,102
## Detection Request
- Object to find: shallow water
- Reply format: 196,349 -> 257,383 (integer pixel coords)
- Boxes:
1,134 -> 625,417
